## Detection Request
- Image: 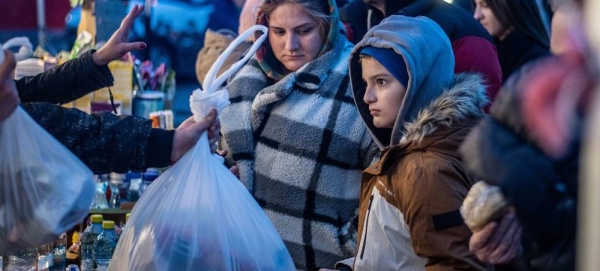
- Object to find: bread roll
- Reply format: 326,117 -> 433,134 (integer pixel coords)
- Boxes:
460,181 -> 510,232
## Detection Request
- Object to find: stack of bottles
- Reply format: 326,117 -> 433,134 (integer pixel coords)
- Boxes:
1,232 -> 68,271
79,214 -> 128,271
149,110 -> 174,129
90,169 -> 160,210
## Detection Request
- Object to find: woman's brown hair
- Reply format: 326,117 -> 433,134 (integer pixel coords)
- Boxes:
258,0 -> 332,39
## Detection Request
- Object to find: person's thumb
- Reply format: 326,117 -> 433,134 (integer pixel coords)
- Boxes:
123,42 -> 147,52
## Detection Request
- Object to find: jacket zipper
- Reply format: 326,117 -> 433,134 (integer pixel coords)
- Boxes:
360,194 -> 375,260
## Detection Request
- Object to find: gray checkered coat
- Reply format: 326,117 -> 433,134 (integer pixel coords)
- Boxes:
220,35 -> 378,270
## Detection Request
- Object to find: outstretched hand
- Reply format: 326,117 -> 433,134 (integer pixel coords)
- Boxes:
92,4 -> 147,66
0,50 -> 19,122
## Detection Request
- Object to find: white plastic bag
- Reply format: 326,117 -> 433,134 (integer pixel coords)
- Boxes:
0,107 -> 95,252
0,37 -> 33,64
109,25 -> 295,270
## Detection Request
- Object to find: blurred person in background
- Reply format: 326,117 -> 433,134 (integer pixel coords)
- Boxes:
473,0 -> 550,82
459,0 -> 593,270
219,0 -> 378,269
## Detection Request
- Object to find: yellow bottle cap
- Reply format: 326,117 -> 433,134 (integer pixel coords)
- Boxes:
102,221 -> 115,230
126,213 -> 130,222
90,214 -> 103,223
72,231 -> 81,243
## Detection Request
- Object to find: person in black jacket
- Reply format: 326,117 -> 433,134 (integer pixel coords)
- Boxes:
473,0 -> 551,82
0,5 -> 220,174
459,1 -> 588,269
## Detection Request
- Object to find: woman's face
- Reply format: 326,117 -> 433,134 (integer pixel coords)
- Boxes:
267,3 -> 325,73
474,0 -> 508,39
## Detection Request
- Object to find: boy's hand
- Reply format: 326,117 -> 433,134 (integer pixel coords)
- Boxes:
92,4 -> 146,66
0,50 -> 19,122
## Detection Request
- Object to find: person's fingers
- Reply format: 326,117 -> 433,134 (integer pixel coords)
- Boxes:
487,217 -> 520,262
0,50 -> 16,82
469,222 -> 497,252
121,4 -> 142,30
208,133 -> 218,147
482,213 -> 514,255
493,231 -> 521,264
230,165 -> 240,178
122,42 -> 147,52
218,149 -> 228,157
489,225 -> 517,260
192,109 -> 217,132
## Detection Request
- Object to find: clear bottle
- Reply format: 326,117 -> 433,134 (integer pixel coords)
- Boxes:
91,175 -> 109,209
6,248 -> 36,271
80,214 -> 103,271
0,254 -> 3,271
117,213 -> 131,242
127,172 -> 142,202
138,169 -> 159,198
109,173 -> 126,208
65,264 -> 80,271
52,233 -> 67,270
93,221 -> 117,271
37,242 -> 53,271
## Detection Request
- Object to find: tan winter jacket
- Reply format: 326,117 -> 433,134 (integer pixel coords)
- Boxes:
353,74 -> 491,271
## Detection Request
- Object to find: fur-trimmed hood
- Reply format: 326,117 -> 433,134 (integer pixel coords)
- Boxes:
400,73 -> 488,146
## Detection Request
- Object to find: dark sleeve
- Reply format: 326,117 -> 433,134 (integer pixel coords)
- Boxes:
16,50 -> 114,104
21,102 -> 173,174
459,116 -> 571,248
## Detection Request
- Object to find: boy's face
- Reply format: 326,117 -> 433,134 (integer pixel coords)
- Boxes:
361,57 -> 406,129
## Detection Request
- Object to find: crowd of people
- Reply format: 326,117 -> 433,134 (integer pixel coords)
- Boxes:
1,0 -> 597,270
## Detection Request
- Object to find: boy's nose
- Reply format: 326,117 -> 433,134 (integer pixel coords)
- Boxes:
364,86 -> 376,104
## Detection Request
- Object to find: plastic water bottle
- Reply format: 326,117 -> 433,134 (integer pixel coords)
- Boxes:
91,175 -> 109,209
65,264 -> 80,271
52,233 -> 67,270
109,173 -> 126,208
117,213 -> 130,243
6,248 -> 36,271
127,172 -> 142,202
80,215 -> 103,271
138,169 -> 159,198
93,221 -> 117,271
37,242 -> 53,270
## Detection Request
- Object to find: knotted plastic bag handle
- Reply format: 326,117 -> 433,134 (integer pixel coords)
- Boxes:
201,25 -> 268,93
0,37 -> 33,65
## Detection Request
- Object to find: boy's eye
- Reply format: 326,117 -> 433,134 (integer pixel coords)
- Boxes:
376,79 -> 387,87
272,29 -> 285,35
